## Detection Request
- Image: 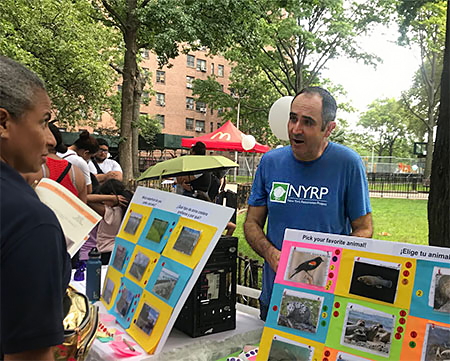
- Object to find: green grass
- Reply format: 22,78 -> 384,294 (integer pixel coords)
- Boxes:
235,197 -> 428,263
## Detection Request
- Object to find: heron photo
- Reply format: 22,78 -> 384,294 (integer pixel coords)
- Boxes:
284,248 -> 330,287
135,303 -> 160,336
173,226 -> 201,256
349,257 -> 400,304
112,245 -> 127,271
341,303 -> 395,357
102,278 -> 115,304
152,267 -> 179,300
124,211 -> 143,235
277,288 -> 323,334
430,267 -> 450,313
268,336 -> 313,361
129,251 -> 150,281
116,287 -> 133,317
145,218 -> 169,244
422,323 -> 450,361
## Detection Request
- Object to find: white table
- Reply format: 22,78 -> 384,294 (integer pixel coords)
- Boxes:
71,267 -> 264,361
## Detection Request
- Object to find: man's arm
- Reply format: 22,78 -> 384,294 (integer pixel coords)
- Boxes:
72,165 -> 87,203
5,347 -> 54,360
350,212 -> 373,238
244,205 -> 280,272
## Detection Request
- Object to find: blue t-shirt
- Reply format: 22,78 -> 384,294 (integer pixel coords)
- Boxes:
248,142 -> 371,307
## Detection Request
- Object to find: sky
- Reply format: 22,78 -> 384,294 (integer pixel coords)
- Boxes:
322,24 -> 422,128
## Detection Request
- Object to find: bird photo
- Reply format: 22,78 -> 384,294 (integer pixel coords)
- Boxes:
285,249 -> 330,287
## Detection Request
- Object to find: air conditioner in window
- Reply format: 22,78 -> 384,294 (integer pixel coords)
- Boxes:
200,107 -> 207,113
200,66 -> 207,72
159,101 -> 165,106
195,126 -> 203,132
187,83 -> 192,89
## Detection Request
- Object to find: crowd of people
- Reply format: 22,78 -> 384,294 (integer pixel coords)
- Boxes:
1,55 -> 372,359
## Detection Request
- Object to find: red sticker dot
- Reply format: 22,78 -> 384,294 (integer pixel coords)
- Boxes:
397,326 -> 404,333
400,310 -> 407,317
399,318 -> 406,325
273,305 -> 278,311
131,308 -> 134,313
135,294 -> 138,298
127,317 -> 130,322
162,262 -> 165,267
127,257 -> 129,261
323,358 -> 329,361
403,270 -> 410,277
324,350 -> 331,357
406,262 -> 412,269
328,272 -> 334,279
144,280 -> 148,285
335,249 -> 340,255
411,331 -> 417,338
333,311 -> 339,317
169,228 -> 173,232
334,302 -> 340,308
402,279 -> 409,285
134,301 -> 137,305
395,333 -> 402,340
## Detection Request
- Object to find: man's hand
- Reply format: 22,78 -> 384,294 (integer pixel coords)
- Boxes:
351,212 -> 373,238
266,247 -> 281,272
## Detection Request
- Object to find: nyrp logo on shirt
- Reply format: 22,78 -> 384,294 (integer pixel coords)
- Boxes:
270,181 -> 329,205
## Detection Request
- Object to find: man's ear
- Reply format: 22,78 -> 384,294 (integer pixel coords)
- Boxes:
324,121 -> 336,138
0,108 -> 12,139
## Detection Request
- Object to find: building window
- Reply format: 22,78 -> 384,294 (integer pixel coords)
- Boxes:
196,101 -> 206,112
210,122 -> 214,132
141,92 -> 149,104
218,107 -> 223,115
156,93 -> 165,106
186,118 -> 194,130
196,120 -> 205,132
196,59 -> 207,72
218,64 -> 224,77
156,70 -> 165,84
186,97 -> 194,110
211,63 -> 214,74
187,55 -> 195,68
186,76 -> 194,89
217,122 -> 222,129
156,114 -> 165,128
140,49 -> 149,59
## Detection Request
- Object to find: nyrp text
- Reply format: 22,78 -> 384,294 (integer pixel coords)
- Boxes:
288,185 -> 329,200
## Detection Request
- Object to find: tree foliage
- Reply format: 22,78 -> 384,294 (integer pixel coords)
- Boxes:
0,0 -> 119,126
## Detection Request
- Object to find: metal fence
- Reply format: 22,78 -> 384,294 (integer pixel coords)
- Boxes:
237,254 -> 263,307
367,173 -> 429,199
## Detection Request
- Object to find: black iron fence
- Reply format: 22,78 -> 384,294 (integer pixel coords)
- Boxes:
367,173 -> 429,199
237,253 -> 263,308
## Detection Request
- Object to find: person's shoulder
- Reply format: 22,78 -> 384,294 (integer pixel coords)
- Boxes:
260,146 -> 290,163
328,142 -> 362,163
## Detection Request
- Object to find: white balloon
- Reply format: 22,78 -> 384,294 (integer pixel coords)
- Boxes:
242,135 -> 256,151
269,96 -> 293,141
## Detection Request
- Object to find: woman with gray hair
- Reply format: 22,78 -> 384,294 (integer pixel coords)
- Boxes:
0,56 -> 71,360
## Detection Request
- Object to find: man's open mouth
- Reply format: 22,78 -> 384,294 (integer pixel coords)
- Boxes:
292,139 -> 304,144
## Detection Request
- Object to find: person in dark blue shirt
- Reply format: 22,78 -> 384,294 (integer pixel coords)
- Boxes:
0,56 -> 71,360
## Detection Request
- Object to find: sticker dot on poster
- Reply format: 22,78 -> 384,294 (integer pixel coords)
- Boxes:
272,305 -> 278,311
416,289 -> 423,297
335,249 -> 340,255
334,302 -> 340,308
332,256 -> 338,262
406,261 -> 412,268
328,272 -> 334,278
324,350 -> 330,357
402,279 -> 409,285
323,358 -> 329,361
403,270 -> 410,277
399,318 -> 406,324
323,305 -> 328,311
400,310 -> 407,317
322,312 -> 327,319
321,320 -> 327,327
409,341 -> 416,348
397,326 -> 404,333
395,333 -> 401,340
411,331 -> 417,338
333,311 -> 339,317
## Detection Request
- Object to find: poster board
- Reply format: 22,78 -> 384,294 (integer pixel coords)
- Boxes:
101,186 -> 234,354
257,230 -> 450,361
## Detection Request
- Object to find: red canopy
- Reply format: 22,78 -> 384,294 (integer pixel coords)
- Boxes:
181,120 -> 270,153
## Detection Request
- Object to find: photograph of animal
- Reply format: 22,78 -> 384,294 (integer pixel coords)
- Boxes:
433,273 -> 450,313
285,249 -> 330,287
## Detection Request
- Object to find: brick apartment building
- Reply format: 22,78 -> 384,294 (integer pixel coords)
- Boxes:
98,47 -> 233,140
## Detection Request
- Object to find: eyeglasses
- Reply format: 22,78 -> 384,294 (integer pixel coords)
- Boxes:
99,148 -> 108,153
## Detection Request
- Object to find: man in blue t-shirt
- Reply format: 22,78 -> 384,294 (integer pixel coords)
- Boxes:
244,87 -> 372,320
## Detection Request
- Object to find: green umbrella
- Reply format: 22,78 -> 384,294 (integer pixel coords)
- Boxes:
137,155 -> 239,181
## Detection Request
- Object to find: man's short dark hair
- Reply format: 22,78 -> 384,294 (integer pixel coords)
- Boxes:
97,138 -> 109,148
292,86 -> 337,130
191,141 -> 206,155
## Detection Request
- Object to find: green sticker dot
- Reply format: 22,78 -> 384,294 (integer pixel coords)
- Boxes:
409,341 -> 416,348
323,305 -> 328,311
321,320 -> 327,327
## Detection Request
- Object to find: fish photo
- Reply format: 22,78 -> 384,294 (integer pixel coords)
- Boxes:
349,257 -> 400,304
173,226 -> 201,256
102,278 -> 115,304
145,218 -> 169,244
431,267 -> 450,313
422,324 -> 450,361
129,251 -> 150,281
284,247 -> 330,288
267,335 -> 313,361
135,303 -> 160,336
124,211 -> 143,235
341,303 -> 395,357
112,245 -> 127,271
116,287 -> 133,317
277,289 -> 323,334
152,267 -> 179,300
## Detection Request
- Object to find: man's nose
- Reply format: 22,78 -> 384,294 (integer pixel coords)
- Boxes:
291,120 -> 304,134
45,125 -> 56,149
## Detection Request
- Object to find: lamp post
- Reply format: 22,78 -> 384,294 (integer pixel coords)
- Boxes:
234,98 -> 240,182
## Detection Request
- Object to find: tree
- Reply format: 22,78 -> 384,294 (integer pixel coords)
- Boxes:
398,0 -> 449,247
399,1 -> 446,179
359,98 -> 411,159
0,0 -> 119,126
92,0 -> 257,183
